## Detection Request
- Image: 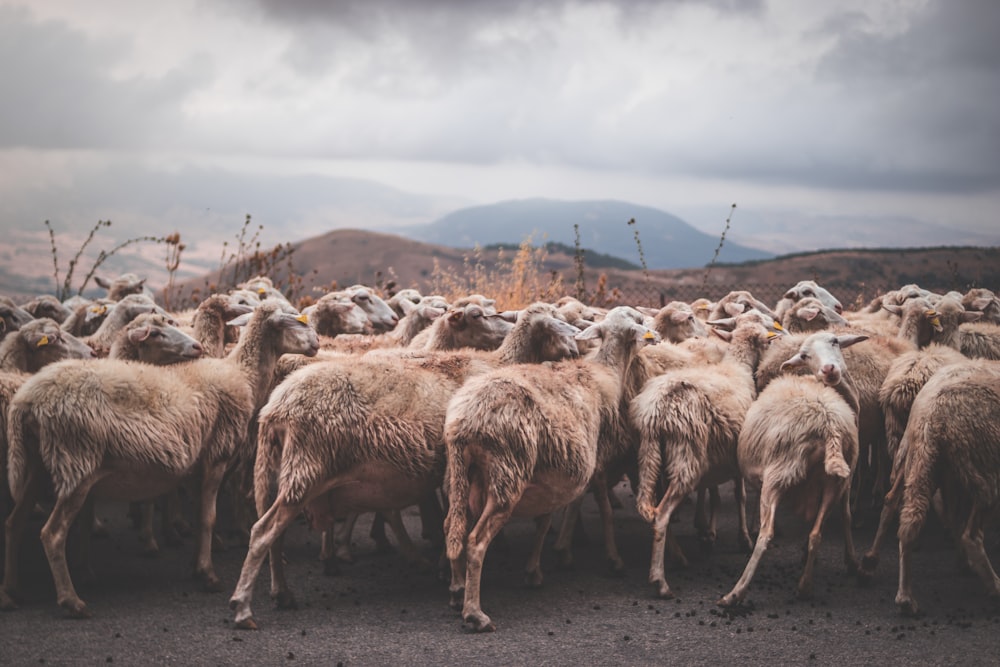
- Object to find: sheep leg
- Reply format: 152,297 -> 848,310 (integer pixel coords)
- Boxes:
418,490 -> 445,545
383,509 -> 432,570
895,453 -> 935,617
958,505 -> 1000,600
193,461 -> 227,592
733,478 -> 752,553
524,514 -> 551,588
718,481 -> 779,608
840,481 -> 860,575
369,511 -> 393,553
462,497 -> 512,633
694,485 -> 720,550
648,487 -> 689,599
230,497 -> 305,630
2,463 -> 44,608
552,496 -> 584,569
138,500 -> 160,556
859,467 -> 905,582
267,518 -> 296,610
797,481 -> 841,599
325,513 -> 360,565
40,474 -> 107,618
591,475 -> 625,574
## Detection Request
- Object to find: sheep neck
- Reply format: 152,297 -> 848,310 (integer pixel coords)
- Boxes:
830,370 -> 860,419
192,306 -> 226,358
231,321 -> 281,411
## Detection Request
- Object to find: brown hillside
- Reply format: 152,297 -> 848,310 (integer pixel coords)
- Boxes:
174,228 -> 1000,310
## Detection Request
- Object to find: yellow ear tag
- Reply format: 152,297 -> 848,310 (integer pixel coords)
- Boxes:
258,288 -> 268,295
773,321 -> 784,331
930,316 -> 941,327
296,313 -> 309,324
89,305 -> 106,314
37,335 -> 49,347
643,331 -> 656,340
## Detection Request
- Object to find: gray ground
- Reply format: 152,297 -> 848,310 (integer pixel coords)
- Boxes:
2,482 -> 999,666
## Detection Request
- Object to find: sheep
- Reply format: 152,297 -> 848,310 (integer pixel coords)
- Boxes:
237,275 -> 291,305
962,287 -> 1000,325
321,285 -> 398,333
319,296 -> 449,355
108,313 -> 205,365
82,294 -> 171,357
60,298 -> 115,338
858,296 -> 982,581
1,302 -> 319,617
0,296 -> 34,339
386,288 -> 424,318
0,318 -> 96,373
443,307 -> 658,632
780,296 -> 850,334
304,293 -> 375,340
408,303 -> 514,353
94,272 -> 148,301
708,290 -> 779,323
718,331 -> 869,608
632,313 -> 778,599
20,294 -> 72,324
227,301 -> 582,630
690,298 -> 714,321
189,293 -> 257,358
774,280 -> 843,320
957,320 -> 1000,360
649,301 -> 710,343
891,360 -> 1000,615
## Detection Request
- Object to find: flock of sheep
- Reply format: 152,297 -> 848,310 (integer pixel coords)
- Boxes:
1,272 -> 999,633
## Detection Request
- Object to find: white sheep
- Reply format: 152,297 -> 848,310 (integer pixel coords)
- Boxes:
443,307 -> 658,632
774,280 -> 843,320
315,285 -> 398,334
386,288 -> 424,318
0,318 -> 96,373
891,360 -> 1000,615
962,287 -> 1000,325
1,302 -> 318,617
718,331 -> 868,608
81,294 -> 171,357
60,298 -> 115,338
632,313 -> 778,599
708,290 -> 779,323
226,302 -> 582,629
780,296 -> 850,334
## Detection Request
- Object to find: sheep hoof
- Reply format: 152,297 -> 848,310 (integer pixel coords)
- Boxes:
607,558 -> 626,577
197,572 -> 224,593
235,617 -> 258,631
860,553 -> 879,576
717,593 -> 739,608
0,590 -> 19,611
896,595 -> 919,617
448,589 -> 464,612
523,570 -> 544,589
463,611 -> 495,633
61,600 -> 92,619
653,582 -> 674,600
274,590 -> 297,610
795,586 -> 814,601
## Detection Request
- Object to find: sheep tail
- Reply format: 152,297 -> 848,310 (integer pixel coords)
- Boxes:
6,401 -> 38,502
824,431 -> 852,479
635,432 -> 663,524
444,442 -> 471,563
253,418 -> 285,517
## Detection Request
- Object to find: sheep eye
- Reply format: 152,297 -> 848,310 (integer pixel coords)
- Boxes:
355,295 -> 370,303
803,289 -> 813,296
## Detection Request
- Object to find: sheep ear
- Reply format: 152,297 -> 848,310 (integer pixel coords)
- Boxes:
723,302 -> 747,317
636,306 -> 659,317
398,299 -> 418,316
95,276 -> 111,289
712,328 -> 733,342
497,310 -> 519,323
882,303 -> 903,316
970,297 -> 992,311
780,352 -> 805,371
227,312 -> 253,327
546,317 -> 581,338
575,322 -> 603,341
708,317 -> 736,331
836,334 -> 869,349
670,310 -> 691,324
128,326 -> 152,343
447,309 -> 467,330
798,306 -> 821,322
417,304 -> 446,320
961,311 -> 983,324
783,289 -> 797,300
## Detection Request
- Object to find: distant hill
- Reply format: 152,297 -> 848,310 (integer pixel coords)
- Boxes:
396,199 -> 773,269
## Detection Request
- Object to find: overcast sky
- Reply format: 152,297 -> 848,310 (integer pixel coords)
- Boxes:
1,0 -> 998,250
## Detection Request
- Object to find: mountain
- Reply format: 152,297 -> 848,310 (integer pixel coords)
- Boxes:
397,199 -> 773,269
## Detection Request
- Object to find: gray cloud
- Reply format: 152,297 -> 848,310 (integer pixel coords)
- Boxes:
0,6 -> 211,150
